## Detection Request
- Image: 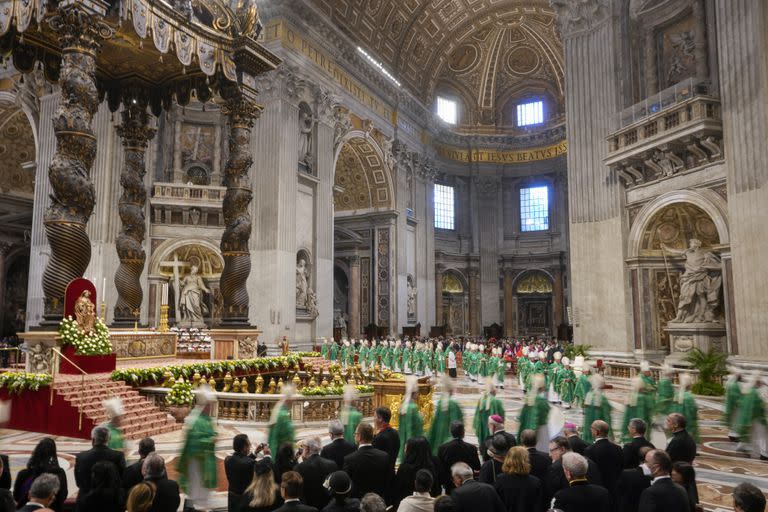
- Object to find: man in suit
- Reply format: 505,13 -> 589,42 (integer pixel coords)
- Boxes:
482,414 -> 516,462
0,454 -> 9,490
17,474 -> 59,512
74,426 -> 126,501
478,434 -> 510,484
623,418 -> 655,468
437,421 -> 482,491
142,453 -> 181,512
638,449 -> 693,512
584,420 -> 624,495
616,446 -> 654,512
553,452 -> 611,512
274,471 -> 319,512
224,433 -> 256,511
520,429 -> 552,482
295,436 -> 337,509
564,423 -> 589,455
371,406 -> 400,471
321,420 -> 357,470
343,422 -> 392,500
449,462 -> 505,512
733,482 -> 767,512
544,435 -> 603,505
123,437 -> 155,491
665,413 -> 697,463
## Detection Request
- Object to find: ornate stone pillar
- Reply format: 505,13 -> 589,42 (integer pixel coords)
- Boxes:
435,264 -> 445,326
468,267 -> 480,335
219,94 -> 262,326
349,255 -> 361,338
42,7 -> 109,322
113,95 -> 155,325
503,269 -> 515,337
0,242 -> 11,334
552,267 -> 564,337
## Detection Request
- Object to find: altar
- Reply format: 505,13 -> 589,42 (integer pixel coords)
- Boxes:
371,376 -> 434,430
110,330 -> 178,360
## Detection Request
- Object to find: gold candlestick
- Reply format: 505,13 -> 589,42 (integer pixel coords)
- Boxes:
159,304 -> 169,332
100,301 -> 106,322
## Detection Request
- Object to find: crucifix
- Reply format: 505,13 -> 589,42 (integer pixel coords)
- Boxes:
159,253 -> 189,324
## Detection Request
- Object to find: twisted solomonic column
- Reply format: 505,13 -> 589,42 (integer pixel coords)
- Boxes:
219,96 -> 262,326
42,7 -> 112,322
114,97 -> 156,324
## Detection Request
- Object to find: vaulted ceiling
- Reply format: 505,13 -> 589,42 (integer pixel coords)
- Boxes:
310,0 -> 564,127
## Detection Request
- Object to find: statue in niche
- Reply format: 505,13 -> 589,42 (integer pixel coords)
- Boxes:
74,290 -> 96,334
407,275 -> 417,319
334,309 -> 348,339
306,289 -> 319,319
298,107 -> 316,170
189,208 -> 201,226
179,265 -> 210,324
662,239 -> 722,323
296,258 -> 309,308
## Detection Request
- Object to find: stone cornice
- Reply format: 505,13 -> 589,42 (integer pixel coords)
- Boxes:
434,123 -> 567,151
550,0 -> 611,38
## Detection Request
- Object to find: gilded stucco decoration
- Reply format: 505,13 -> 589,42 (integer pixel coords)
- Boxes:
516,271 -> 553,294
0,100 -> 35,197
442,273 -> 464,294
640,202 -> 720,256
334,137 -> 392,212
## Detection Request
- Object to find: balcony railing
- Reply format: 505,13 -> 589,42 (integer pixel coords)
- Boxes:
612,78 -> 713,131
152,182 -> 226,202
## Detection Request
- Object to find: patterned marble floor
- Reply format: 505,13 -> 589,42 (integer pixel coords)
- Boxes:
0,374 -> 760,511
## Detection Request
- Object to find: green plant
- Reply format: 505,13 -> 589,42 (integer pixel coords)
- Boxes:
58,316 -> 112,356
166,379 -> 195,406
300,384 -> 374,396
299,351 -> 322,358
685,348 -> 727,396
0,372 -> 52,393
563,344 -> 591,360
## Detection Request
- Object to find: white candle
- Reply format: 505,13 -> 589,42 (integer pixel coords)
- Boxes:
102,277 -> 106,303
162,283 -> 168,305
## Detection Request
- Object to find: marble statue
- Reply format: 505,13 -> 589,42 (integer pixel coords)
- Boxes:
28,343 -> 51,373
74,290 -> 96,334
298,110 -> 315,166
179,265 -> 210,324
407,278 -> 417,318
296,258 -> 309,308
663,239 -> 723,323
306,288 -> 319,318
334,309 -> 348,339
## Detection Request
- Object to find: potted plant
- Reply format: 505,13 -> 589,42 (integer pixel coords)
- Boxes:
685,348 -> 727,396
166,378 -> 195,422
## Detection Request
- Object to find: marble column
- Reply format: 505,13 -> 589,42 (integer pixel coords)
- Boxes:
468,267 -> 480,335
219,95 -> 261,326
349,254 -> 361,338
552,267 -> 564,337
113,96 -> 155,325
503,269 -> 514,337
0,243 -> 11,333
435,264 -> 445,326
41,7 -> 107,322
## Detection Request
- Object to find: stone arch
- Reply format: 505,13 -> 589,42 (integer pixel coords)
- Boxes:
333,132 -> 395,212
512,269 -> 555,292
513,270 -> 554,335
148,238 -> 224,277
441,269 -> 468,336
628,189 -> 729,259
0,92 -> 37,198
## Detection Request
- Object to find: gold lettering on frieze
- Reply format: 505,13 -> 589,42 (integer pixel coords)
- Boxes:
435,140 -> 568,164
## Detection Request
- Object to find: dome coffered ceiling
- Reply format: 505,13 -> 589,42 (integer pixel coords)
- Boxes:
310,0 -> 564,125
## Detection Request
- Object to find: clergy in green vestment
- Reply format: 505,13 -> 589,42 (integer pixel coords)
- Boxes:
655,365 -> 676,419
394,340 -> 404,373
639,360 -> 658,394
473,380 -> 505,449
547,352 -> 564,403
321,337 -> 329,360
177,386 -> 218,510
494,347 -> 506,388
621,375 -> 654,442
573,362 -> 592,408
723,371 -> 743,441
428,375 -> 464,455
359,340 -> 369,372
398,376 -> 424,462
435,342 -> 446,375
346,340 -> 356,368
735,372 -> 768,457
558,357 -> 576,408
670,373 -> 700,442
517,374 -> 552,453
517,347 -> 530,389
330,340 -> 339,362
341,341 -> 350,368
102,397 -> 125,451
533,352 -> 548,387
582,374 -> 613,443
341,384 -> 363,443
268,384 -> 296,456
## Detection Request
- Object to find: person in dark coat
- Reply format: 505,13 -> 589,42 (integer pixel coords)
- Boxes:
564,423 -> 589,455
74,426 -> 126,505
77,461 -> 125,512
584,420 -> 624,495
342,422 -> 392,500
294,437 -> 337,510
371,407 -> 400,472
665,414 -> 697,464
275,443 -> 299,485
0,454 -> 9,490
623,419 -> 655,469
544,436 -> 603,506
615,446 -> 654,512
553,452 -> 611,512
732,482 -> 766,512
16,474 -> 60,512
321,420 -> 357,470
226,434 -> 258,511
392,436 -> 441,507
273,471 -> 319,512
493,446 -> 544,512
13,437 -> 68,512
478,434 -> 510,484
122,437 -> 155,492
638,450 -> 693,512
321,471 -> 360,512
236,458 -> 284,512
0,456 -> 12,512
482,415 -> 516,462
141,453 -> 181,512
672,462 -> 700,512
437,421 -> 481,491
520,429 -> 552,482
448,462 -> 504,512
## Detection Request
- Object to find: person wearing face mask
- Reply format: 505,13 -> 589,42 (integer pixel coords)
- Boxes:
614,446 -> 654,512
638,449 -> 693,512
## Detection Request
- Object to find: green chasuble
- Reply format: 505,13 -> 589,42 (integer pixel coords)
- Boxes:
321,343 -> 328,360
341,345 -> 349,365
533,361 -> 548,385
268,405 -> 295,456
558,368 -> 576,403
398,401 -> 424,462
106,424 -> 124,451
436,350 -> 446,374
655,377 -> 674,417
342,406 -> 363,444
177,411 -> 217,492
330,343 -> 338,362
573,374 -> 591,407
582,393 -> 612,443
670,391 -> 700,442
723,379 -> 742,429
641,374 -> 657,393
517,395 -> 551,440
428,398 -> 464,455
346,346 -> 356,367
621,392 -> 654,442
473,394 -> 504,448
735,388 -> 767,441
495,357 -> 506,382
517,358 -> 531,389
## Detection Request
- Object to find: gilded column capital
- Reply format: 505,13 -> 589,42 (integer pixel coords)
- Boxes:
349,254 -> 361,266
221,96 -> 263,128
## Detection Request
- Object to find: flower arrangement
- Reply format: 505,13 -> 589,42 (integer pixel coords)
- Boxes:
299,351 -> 321,358
165,378 -> 195,406
0,372 -> 53,394
301,384 -> 374,396
111,354 -> 302,385
58,316 -> 112,356
172,327 -> 213,353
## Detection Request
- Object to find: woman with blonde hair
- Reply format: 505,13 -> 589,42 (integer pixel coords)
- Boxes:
236,459 -> 283,512
126,481 -> 155,512
492,446 -> 543,512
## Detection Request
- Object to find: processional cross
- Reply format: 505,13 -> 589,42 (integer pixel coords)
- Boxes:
159,253 -> 189,323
